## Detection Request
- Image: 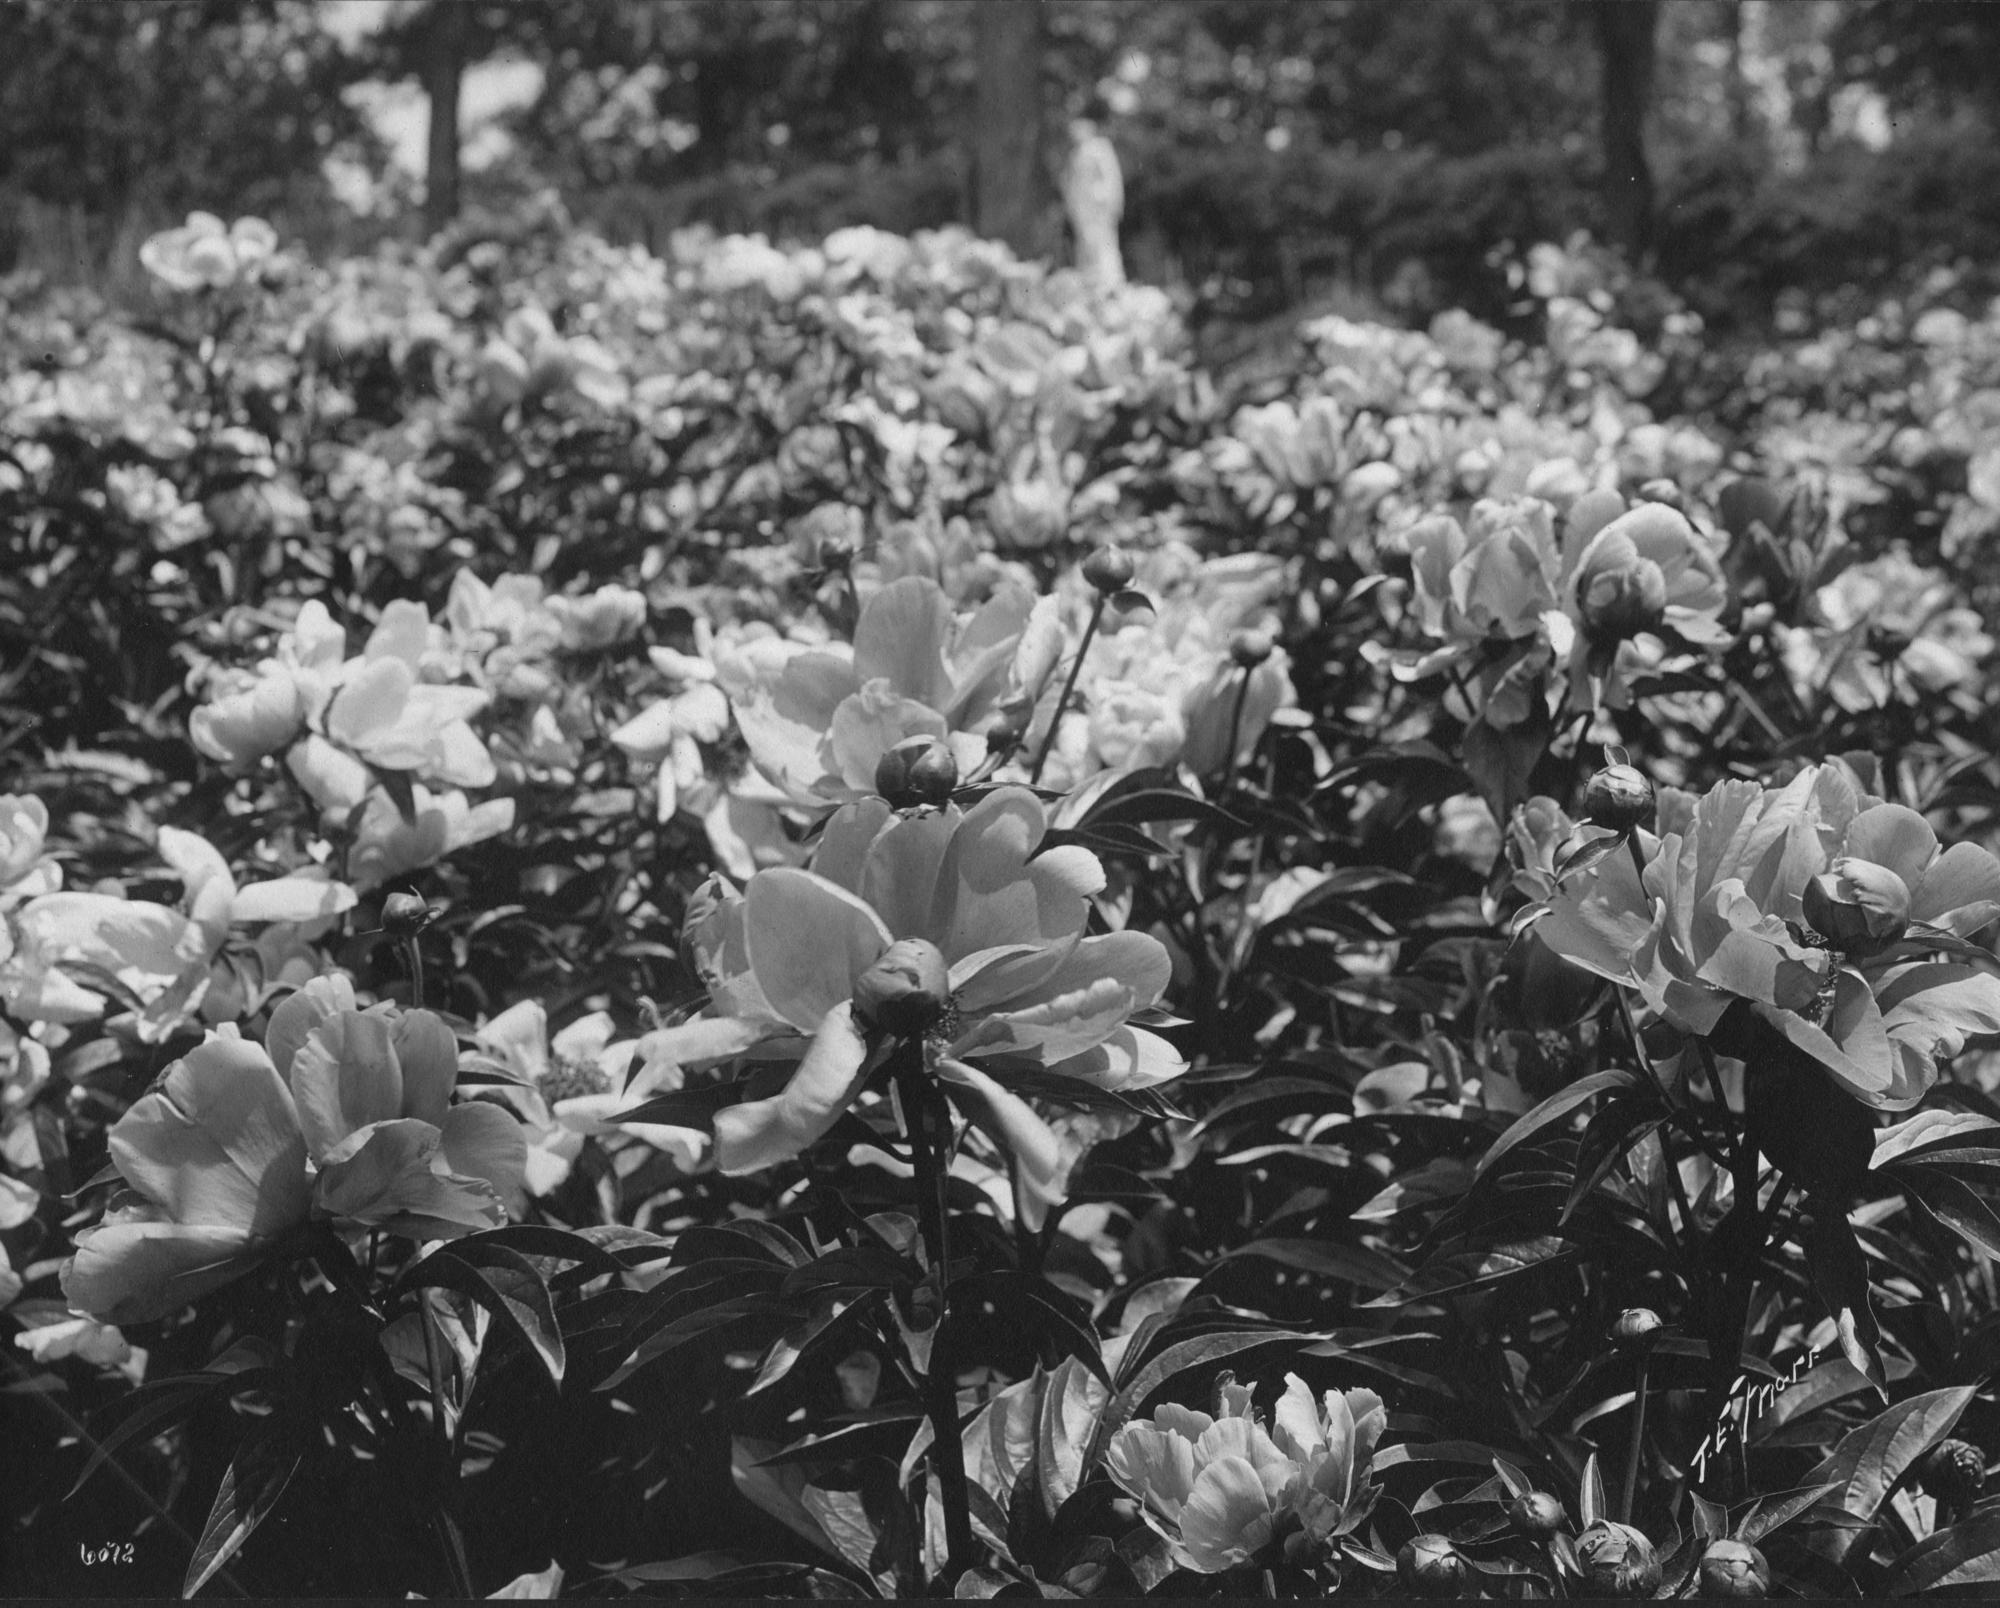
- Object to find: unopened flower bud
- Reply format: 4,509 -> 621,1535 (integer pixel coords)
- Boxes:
1699,1540 -> 1771,1600
1081,543 -> 1135,594
986,702 -> 1030,755
1610,1307 -> 1663,1350
1920,1438 -> 1987,1518
1584,765 -> 1655,832
381,892 -> 436,938
853,939 -> 950,1037
874,735 -> 958,810
1397,1534 -> 1468,1598
1578,545 -> 1670,641
815,532 -> 858,571
1575,1521 -> 1662,1598
1230,628 -> 1276,668
1507,1492 -> 1565,1536
1801,858 -> 1911,955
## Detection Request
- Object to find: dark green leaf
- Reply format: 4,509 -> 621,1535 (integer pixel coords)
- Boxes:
1886,1511 -> 2000,1595
182,1423 -> 300,1598
402,1242 -> 564,1387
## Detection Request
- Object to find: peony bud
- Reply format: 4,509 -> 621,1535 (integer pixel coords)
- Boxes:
1081,543 -> 1135,594
874,735 -> 958,810
1575,1521 -> 1661,1598
1801,858 -> 1911,955
853,939 -> 950,1037
1230,627 -> 1276,668
381,892 -> 436,938
1397,1534 -> 1468,1598
1584,765 -> 1655,832
1577,541 -> 1669,641
1919,1438 -> 1986,1519
1699,1539 -> 1771,1600
1506,1492 -> 1566,1536
1610,1307 -> 1663,1350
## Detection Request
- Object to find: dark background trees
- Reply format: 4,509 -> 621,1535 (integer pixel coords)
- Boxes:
2,0 -> 1996,330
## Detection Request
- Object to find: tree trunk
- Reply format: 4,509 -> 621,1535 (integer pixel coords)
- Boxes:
1591,0 -> 1659,263
423,0 -> 469,236
971,0 -> 1044,256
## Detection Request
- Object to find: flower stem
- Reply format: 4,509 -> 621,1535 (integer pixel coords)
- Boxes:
1220,663 -> 1255,794
890,1043 -> 973,1580
1028,593 -> 1107,785
403,934 -> 426,1010
1620,1349 -> 1651,1523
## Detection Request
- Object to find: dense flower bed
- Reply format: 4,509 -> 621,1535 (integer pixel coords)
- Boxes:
4,209 -> 2000,1598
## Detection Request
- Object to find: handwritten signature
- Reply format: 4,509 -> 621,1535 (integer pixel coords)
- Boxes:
79,1542 -> 136,1566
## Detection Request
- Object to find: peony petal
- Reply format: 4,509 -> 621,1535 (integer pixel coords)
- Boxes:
1841,804 -> 1938,893
1106,1421 -> 1200,1524
1178,1457 -> 1280,1574
109,1036 -> 310,1234
265,974 -> 359,1081
927,788 -> 1101,965
712,1003 -> 871,1175
313,1118 -> 504,1238
394,1009 -> 460,1125
1270,1374 -> 1325,1463
859,807 -> 956,942
227,876 -> 357,926
1912,842 -> 2000,935
439,1100 -> 529,1214
288,735 -> 373,816
63,1208 -> 264,1326
936,1057 -> 1075,1231
808,796 -> 894,895
745,869 -> 891,1033
853,577 -> 955,708
289,1011 -> 405,1160
327,657 -> 414,746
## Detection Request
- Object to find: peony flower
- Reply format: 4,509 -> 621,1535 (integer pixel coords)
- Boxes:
0,795 -> 61,905
65,982 -> 523,1324
723,576 -> 1032,807
0,827 -> 354,1037
346,786 -> 515,892
470,1001 -> 714,1197
139,213 -> 277,292
686,786 -> 1184,1224
191,666 -> 307,766
548,585 -> 646,652
1107,1373 -> 1386,1574
1536,761 -> 2000,1108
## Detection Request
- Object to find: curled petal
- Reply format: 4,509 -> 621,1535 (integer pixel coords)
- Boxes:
290,1011 -> 405,1160
936,1057 -> 1076,1232
712,1003 -> 871,1176
439,1100 -> 529,1215
313,1118 -> 505,1237
266,973 -> 359,1080
63,1207 -> 266,1326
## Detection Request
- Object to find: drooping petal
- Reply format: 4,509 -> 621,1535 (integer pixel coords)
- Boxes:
745,869 -> 891,1033
712,1003 -> 872,1176
1049,1025 -> 1190,1092
108,1037 -> 310,1235
63,1206 -> 265,1326
289,1011 -> 406,1160
936,1057 -> 1075,1231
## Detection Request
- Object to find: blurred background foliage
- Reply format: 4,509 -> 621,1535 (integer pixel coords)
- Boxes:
4,0 -> 2000,342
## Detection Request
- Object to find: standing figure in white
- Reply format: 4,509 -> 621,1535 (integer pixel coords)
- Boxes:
1063,118 -> 1125,288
